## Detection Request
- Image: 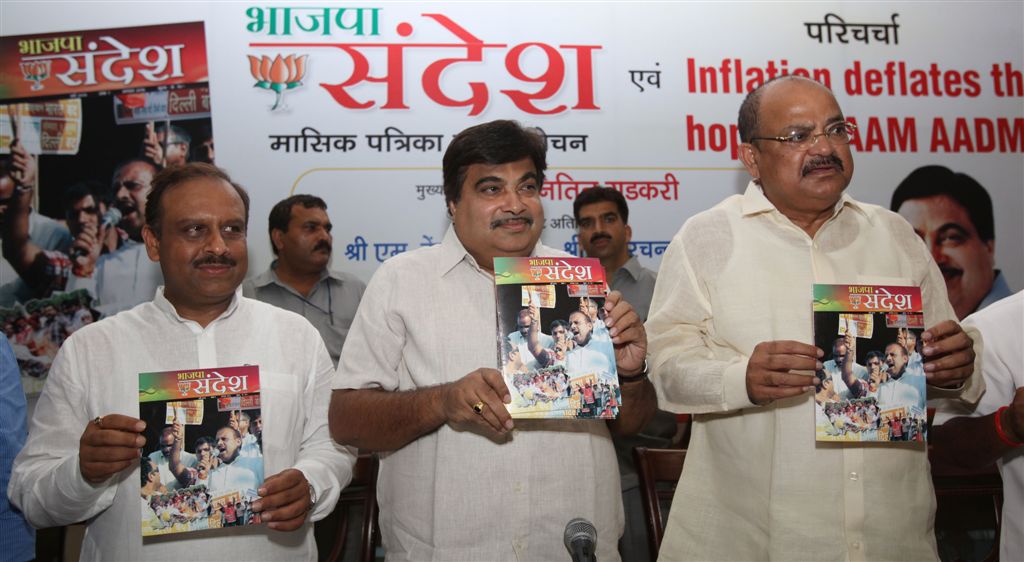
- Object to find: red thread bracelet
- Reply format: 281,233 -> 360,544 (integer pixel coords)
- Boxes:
994,406 -> 1024,447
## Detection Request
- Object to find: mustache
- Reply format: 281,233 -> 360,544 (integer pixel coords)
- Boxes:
490,215 -> 534,229
590,233 -> 611,244
801,155 -> 844,176
939,265 -> 963,277
192,254 -> 237,268
314,240 -> 332,253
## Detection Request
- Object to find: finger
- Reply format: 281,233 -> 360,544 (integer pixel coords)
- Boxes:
762,340 -> 823,358
479,369 -> 511,403
81,458 -> 136,481
86,428 -> 146,449
82,444 -> 142,464
761,353 -> 821,373
258,468 -> 302,497
265,510 -> 308,531
257,481 -> 306,513
610,315 -> 643,345
475,386 -> 513,432
474,401 -> 509,434
924,346 -> 975,374
96,414 -> 146,432
759,385 -> 815,401
759,371 -> 817,389
603,290 -> 622,311
926,365 -> 974,388
922,328 -> 972,358
921,320 -> 960,342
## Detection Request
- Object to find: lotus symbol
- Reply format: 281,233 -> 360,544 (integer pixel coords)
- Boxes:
248,54 -> 308,111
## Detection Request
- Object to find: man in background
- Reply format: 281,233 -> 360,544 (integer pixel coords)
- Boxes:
66,159 -> 163,315
0,142 -> 71,306
932,291 -> 1023,562
244,194 -> 365,366
891,165 -> 1013,319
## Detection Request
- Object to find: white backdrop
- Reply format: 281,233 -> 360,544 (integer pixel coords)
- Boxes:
3,1 -> 1022,289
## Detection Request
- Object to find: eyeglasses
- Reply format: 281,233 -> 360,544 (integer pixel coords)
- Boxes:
113,180 -> 149,191
750,121 -> 857,150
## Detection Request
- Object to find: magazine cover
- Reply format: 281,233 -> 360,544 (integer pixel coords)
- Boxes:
494,257 -> 620,419
813,284 -> 927,443
139,365 -> 263,536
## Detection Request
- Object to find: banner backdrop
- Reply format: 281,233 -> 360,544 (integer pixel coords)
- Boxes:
1,2 -> 1022,393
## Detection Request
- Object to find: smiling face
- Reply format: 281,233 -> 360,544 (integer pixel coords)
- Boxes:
142,177 -> 247,322
740,78 -> 854,228
448,157 -> 544,273
896,194 -> 995,319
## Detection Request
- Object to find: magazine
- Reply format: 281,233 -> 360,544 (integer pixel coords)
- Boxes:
138,365 -> 263,536
494,257 -> 620,419
812,284 -> 927,443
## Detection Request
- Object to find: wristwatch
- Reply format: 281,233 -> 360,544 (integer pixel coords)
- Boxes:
307,482 -> 318,510
619,358 -> 650,383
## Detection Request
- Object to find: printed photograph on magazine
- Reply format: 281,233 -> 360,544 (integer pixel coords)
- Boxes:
138,365 -> 263,536
813,284 -> 927,443
494,257 -> 621,420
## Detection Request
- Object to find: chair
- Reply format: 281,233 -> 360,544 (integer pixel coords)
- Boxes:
325,453 -> 381,562
633,447 -> 686,558
930,450 -> 1004,562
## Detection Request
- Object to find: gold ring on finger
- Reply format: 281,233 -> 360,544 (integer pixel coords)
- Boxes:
93,416 -> 104,428
472,402 -> 485,415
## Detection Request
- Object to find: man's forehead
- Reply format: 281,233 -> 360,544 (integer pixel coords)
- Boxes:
758,79 -> 842,126
580,201 -> 620,218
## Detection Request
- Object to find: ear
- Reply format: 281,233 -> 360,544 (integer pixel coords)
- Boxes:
738,142 -> 761,181
984,238 -> 995,257
625,224 -> 633,243
447,200 -> 457,219
271,228 -> 285,253
142,224 -> 160,262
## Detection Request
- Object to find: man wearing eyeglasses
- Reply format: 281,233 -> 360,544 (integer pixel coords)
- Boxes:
647,76 -> 981,561
244,195 -> 365,366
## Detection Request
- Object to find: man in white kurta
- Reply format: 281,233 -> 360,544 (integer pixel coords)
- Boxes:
9,163 -> 353,561
648,77 -> 982,561
329,120 -> 657,561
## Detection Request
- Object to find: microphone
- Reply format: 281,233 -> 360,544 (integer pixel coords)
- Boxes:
70,207 -> 122,259
564,518 -> 597,562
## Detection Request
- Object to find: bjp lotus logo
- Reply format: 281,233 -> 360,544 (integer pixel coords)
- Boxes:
248,54 -> 308,110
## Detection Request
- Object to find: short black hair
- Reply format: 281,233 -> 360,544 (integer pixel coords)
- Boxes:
267,194 -> 327,256
738,75 -> 831,143
442,120 -> 547,209
573,186 -> 629,224
61,180 -> 109,217
111,158 -> 158,185
890,165 -> 994,242
144,163 -> 250,237
141,457 -> 157,486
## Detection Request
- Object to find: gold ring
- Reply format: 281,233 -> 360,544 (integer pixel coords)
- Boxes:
93,416 -> 104,428
472,402 -> 485,415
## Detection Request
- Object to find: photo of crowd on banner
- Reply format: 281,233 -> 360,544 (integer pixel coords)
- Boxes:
139,399 -> 264,536
1,64 -> 213,393
814,313 -> 929,442
500,284 -> 621,420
